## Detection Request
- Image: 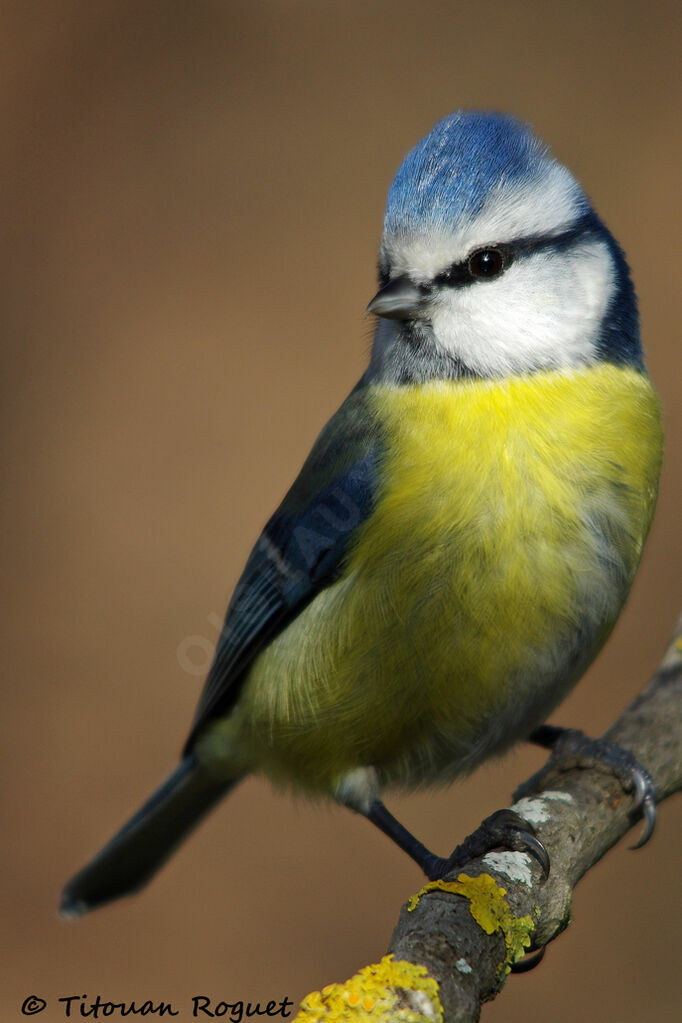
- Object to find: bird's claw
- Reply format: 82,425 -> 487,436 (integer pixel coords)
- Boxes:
510,944 -> 547,974
528,726 -> 657,850
484,809 -> 550,880
627,765 -> 657,849
430,807 -> 550,882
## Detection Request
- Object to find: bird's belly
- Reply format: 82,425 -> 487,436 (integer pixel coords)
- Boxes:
229,367 -> 661,791
239,510 -> 624,790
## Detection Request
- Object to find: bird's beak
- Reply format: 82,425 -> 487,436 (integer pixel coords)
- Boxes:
366,274 -> 429,320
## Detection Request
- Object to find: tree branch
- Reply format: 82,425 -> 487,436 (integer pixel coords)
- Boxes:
295,614 -> 682,1023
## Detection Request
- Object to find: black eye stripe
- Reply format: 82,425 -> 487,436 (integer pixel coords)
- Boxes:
432,215 -> 597,290
512,217 -> 597,256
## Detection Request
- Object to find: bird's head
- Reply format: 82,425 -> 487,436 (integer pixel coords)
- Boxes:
367,112 -> 641,382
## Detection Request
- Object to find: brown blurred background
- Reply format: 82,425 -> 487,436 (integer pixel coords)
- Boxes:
2,2 -> 681,1020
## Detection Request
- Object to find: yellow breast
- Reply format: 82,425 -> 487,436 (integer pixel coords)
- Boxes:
225,364 -> 662,791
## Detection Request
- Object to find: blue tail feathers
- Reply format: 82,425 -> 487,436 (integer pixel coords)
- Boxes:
60,757 -> 238,917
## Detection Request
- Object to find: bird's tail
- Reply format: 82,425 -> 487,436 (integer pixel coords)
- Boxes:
60,756 -> 238,918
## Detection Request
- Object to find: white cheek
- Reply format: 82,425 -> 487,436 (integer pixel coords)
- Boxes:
429,239 -> 615,376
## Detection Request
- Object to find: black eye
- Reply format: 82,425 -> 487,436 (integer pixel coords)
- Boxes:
467,247 -> 508,280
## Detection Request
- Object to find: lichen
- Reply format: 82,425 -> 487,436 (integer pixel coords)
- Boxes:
295,954 -> 442,1022
407,872 -> 535,974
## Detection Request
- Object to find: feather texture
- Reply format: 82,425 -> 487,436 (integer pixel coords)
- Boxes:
197,364 -> 661,792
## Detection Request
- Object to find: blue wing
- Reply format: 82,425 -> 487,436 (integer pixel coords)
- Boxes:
183,381 -> 380,751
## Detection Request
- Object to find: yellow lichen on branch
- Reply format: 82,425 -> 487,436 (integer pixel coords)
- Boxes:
408,873 -> 535,974
295,954 -> 443,1022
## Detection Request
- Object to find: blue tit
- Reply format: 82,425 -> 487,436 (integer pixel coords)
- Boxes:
61,111 -> 662,917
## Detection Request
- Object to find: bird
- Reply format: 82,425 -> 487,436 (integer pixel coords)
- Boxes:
61,111 -> 662,918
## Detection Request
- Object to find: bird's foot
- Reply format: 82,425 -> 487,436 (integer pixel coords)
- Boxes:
422,808 -> 550,882
522,725 -> 657,848
363,798 -> 551,970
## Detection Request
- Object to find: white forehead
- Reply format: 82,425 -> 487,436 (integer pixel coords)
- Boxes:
381,163 -> 585,283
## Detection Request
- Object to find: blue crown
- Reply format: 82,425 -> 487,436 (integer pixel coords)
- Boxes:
384,111 -> 555,234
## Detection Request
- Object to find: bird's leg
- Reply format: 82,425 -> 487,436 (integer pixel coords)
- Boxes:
524,725 -> 657,847
364,797 -> 550,973
334,768 -> 548,882
367,801 -> 550,881
364,799 -> 445,880
333,769 -> 444,878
